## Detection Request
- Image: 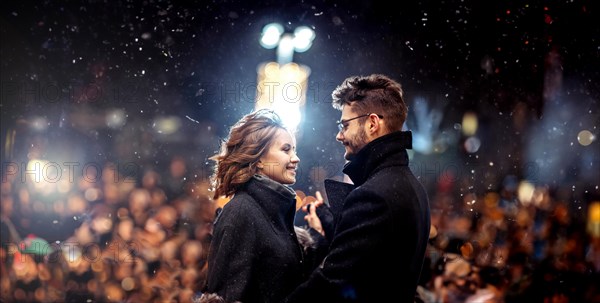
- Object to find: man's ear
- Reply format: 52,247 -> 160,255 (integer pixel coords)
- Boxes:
368,114 -> 382,134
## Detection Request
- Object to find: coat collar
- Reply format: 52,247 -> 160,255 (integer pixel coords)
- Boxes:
342,131 -> 412,186
242,174 -> 297,231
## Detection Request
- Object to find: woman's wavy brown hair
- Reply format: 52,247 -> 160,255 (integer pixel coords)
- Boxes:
210,109 -> 287,199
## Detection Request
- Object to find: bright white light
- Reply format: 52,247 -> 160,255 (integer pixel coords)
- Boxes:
26,159 -> 47,183
412,134 -> 432,154
106,109 -> 126,129
293,26 -> 315,52
26,159 -> 58,195
258,23 -> 313,131
153,116 -> 181,135
30,117 -> 48,131
277,34 -> 295,65
255,62 -> 310,133
260,23 -> 284,49
260,23 -> 316,64
273,103 -> 301,132
518,181 -> 535,206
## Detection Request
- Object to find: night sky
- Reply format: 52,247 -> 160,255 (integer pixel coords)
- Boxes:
1,0 -> 598,196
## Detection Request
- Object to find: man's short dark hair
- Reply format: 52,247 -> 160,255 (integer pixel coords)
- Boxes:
331,74 -> 407,132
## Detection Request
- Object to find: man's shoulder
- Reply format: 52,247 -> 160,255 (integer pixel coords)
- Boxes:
366,165 -> 411,183
357,166 -> 419,198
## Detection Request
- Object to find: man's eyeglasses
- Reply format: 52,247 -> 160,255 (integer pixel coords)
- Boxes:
336,113 -> 383,132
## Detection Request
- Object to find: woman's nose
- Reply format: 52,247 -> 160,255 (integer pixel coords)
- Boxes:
291,153 -> 300,163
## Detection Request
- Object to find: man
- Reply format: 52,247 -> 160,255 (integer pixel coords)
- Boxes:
285,74 -> 431,303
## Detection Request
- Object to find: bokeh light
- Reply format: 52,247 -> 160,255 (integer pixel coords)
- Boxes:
577,129 -> 595,146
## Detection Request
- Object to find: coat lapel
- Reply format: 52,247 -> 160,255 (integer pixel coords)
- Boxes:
324,179 -> 355,218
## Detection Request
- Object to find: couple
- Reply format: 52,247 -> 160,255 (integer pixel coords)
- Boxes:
202,74 -> 431,303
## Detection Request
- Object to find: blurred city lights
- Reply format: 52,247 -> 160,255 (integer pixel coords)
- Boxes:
259,23 -> 284,49
30,117 -> 49,132
461,111 -> 478,136
517,180 -> 535,206
26,159 -> 48,183
292,26 -> 316,52
577,129 -> 595,146
463,136 -> 481,153
153,116 -> 182,135
260,23 -> 315,65
588,202 -> 600,238
105,109 -> 127,129
276,34 -> 296,65
257,23 -> 315,132
255,62 -> 310,131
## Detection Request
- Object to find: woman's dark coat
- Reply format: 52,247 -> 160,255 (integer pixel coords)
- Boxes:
205,174 -> 306,303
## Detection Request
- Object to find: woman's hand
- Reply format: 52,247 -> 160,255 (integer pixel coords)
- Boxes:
303,191 -> 325,236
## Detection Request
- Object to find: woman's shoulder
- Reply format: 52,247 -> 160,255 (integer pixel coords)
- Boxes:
214,193 -> 268,233
219,192 -> 260,217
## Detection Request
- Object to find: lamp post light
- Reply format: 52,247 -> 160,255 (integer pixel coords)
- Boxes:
255,23 -> 315,132
260,23 -> 315,65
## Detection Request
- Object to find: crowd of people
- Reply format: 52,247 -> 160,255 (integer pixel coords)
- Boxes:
1,154 -> 599,302
419,178 -> 600,302
1,159 -> 217,303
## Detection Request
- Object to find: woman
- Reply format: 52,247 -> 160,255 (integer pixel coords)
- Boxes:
202,109 -> 310,303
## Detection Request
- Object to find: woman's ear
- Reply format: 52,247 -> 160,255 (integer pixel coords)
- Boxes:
256,161 -> 264,169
